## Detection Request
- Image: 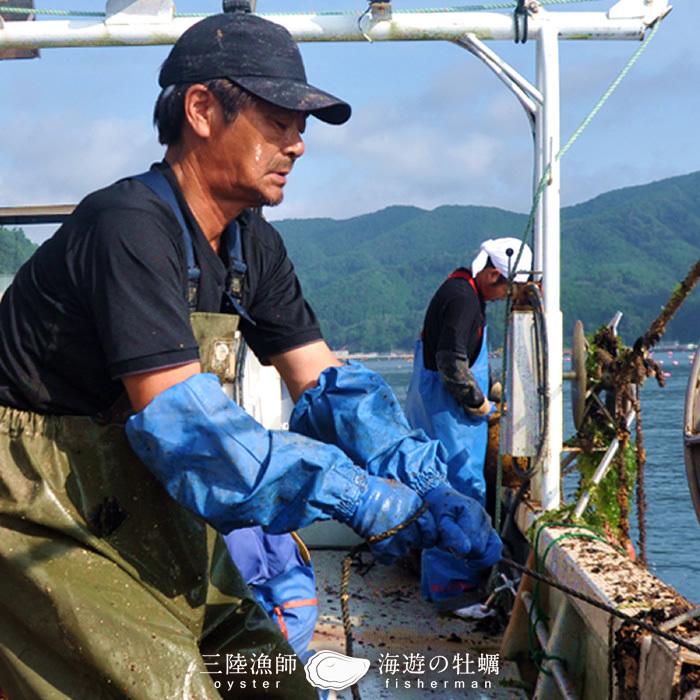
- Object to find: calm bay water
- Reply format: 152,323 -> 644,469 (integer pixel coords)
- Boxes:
366,355 -> 700,604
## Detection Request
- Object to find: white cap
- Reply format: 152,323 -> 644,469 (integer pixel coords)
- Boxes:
470,237 -> 533,283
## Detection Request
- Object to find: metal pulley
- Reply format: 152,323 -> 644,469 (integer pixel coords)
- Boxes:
565,314 -> 628,433
684,345 -> 700,524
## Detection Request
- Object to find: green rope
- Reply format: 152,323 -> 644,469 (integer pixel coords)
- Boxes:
526,526 -> 607,675
0,0 -> 602,20
532,520 -> 617,570
540,531 -> 609,570
526,589 -> 571,677
558,19 -> 661,161
218,1 -> 602,17
0,6 -> 104,16
496,17 -> 664,528
511,14 -> 663,275
388,2 -> 535,11
527,605 -> 553,675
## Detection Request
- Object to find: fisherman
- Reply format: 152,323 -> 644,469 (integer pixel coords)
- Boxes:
0,11 -> 501,699
405,237 -> 533,611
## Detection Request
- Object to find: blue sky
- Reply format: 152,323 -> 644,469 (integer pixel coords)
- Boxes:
1,0 -> 697,242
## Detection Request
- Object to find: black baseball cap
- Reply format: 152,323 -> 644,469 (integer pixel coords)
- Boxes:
159,13 -> 351,125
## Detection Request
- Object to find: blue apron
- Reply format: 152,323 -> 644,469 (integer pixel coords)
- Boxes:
405,288 -> 490,606
135,168 -> 318,657
224,529 -> 318,660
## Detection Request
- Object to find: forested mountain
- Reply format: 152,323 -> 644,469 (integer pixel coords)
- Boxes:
276,171 -> 700,351
2,171 -> 699,352
0,227 -> 36,275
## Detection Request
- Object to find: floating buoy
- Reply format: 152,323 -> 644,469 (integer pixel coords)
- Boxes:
664,371 -> 672,378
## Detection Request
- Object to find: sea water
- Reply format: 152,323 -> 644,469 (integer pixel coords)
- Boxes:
368,356 -> 700,604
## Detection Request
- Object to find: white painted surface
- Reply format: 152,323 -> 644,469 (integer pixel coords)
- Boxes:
502,312 -> 539,457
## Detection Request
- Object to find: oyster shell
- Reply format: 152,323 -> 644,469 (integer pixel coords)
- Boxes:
304,650 -> 370,690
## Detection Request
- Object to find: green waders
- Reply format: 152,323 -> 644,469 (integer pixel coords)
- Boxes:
0,312 -> 316,699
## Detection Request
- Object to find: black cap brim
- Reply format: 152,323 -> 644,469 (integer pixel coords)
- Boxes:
233,76 -> 351,125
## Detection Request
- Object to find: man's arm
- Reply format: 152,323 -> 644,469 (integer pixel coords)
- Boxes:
434,294 -> 491,416
123,361 -> 201,412
435,350 -> 489,415
122,336 -> 339,413
269,340 -> 341,402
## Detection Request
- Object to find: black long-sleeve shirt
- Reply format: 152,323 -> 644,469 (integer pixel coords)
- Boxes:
421,269 -> 486,409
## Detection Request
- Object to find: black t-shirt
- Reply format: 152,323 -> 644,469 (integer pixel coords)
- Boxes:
0,163 -> 321,415
422,270 -> 485,370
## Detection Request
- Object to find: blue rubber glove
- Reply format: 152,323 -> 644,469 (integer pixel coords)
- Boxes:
424,485 -> 502,564
348,476 -> 438,564
290,362 -> 448,496
126,373 -> 367,533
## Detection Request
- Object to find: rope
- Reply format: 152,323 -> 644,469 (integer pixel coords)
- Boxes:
494,15 -> 665,561
0,0 -> 602,20
607,616 -> 615,700
494,16 -> 664,549
0,5 -> 104,16
532,519 -> 613,561
503,556 -> 700,656
340,501 -> 430,700
539,531 -> 609,571
635,400 -> 647,565
576,256 -> 699,532
502,15 -> 663,287
615,392 -> 632,546
525,524 -> 627,685
634,258 -> 700,357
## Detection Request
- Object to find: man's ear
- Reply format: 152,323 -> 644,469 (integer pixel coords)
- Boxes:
182,84 -> 217,139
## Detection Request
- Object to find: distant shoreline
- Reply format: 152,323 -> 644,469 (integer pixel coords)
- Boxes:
342,342 -> 698,363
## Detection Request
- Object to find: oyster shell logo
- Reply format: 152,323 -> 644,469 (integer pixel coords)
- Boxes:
304,650 -> 370,690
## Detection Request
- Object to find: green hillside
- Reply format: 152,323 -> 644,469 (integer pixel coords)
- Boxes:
0,227 -> 36,275
276,171 -> 700,351
2,171 -> 699,352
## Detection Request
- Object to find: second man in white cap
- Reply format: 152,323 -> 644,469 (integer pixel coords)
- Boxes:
405,237 -> 533,612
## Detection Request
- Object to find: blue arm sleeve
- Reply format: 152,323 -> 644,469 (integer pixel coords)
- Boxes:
289,361 -> 448,497
125,373 -> 366,534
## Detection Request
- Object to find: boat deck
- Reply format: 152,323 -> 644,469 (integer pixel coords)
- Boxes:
309,550 -> 527,699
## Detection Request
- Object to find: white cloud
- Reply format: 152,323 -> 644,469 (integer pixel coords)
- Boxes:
0,111 -> 162,205
272,71 -> 535,220
3,4 -> 697,233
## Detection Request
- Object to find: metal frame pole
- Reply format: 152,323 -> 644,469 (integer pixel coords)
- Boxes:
0,10 -> 659,50
535,20 -> 562,511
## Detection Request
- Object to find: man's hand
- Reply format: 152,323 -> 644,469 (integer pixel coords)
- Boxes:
423,485 -> 502,564
465,397 -> 492,418
347,476 -> 437,564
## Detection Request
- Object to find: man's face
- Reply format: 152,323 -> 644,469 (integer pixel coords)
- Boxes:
475,268 -> 509,301
206,96 -> 306,210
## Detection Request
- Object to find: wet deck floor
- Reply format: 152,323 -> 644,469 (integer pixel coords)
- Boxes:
309,550 -> 527,699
